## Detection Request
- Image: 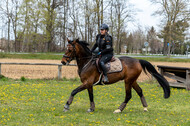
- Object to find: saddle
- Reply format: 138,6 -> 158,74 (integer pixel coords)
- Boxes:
95,56 -> 123,74
94,56 -> 123,86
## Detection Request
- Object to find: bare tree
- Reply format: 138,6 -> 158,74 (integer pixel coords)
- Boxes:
40,0 -> 62,52
147,26 -> 162,54
111,0 -> 133,54
151,0 -> 190,56
0,0 -> 12,52
10,0 -> 20,52
0,0 -> 137,53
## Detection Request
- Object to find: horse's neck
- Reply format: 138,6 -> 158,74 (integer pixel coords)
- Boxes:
76,53 -> 92,75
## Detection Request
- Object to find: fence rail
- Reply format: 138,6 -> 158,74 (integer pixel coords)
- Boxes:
0,62 -> 77,80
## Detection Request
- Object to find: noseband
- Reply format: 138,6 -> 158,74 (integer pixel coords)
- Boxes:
63,43 -> 76,63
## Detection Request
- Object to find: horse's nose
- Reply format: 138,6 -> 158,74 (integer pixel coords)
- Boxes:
61,61 -> 66,65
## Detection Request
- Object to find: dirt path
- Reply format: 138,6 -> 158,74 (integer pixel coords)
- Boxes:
1,58 -> 190,82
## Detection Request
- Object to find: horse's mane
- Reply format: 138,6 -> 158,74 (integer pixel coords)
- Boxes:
77,41 -> 92,55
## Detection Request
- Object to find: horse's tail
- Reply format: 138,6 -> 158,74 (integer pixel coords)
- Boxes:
139,59 -> 170,99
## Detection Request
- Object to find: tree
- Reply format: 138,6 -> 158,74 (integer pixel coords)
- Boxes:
147,26 -> 162,54
126,33 -> 133,53
131,27 -> 146,54
10,0 -> 20,52
40,0 -> 62,52
0,0 -> 137,53
0,0 -> 12,52
151,0 -> 190,56
18,0 -> 36,52
171,20 -> 189,54
110,0 -> 134,54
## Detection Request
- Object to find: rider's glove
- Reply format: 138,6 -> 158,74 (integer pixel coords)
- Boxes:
97,52 -> 101,55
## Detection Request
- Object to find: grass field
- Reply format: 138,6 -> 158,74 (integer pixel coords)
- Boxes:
1,52 -> 190,62
0,77 -> 190,126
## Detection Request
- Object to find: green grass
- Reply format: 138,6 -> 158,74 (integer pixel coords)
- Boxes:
134,57 -> 190,62
1,52 -> 190,62
0,78 -> 190,125
0,53 -> 62,60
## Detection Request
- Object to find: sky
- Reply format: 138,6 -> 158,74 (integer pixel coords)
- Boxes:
128,0 -> 161,32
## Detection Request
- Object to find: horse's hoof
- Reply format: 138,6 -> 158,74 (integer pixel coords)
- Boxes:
63,104 -> 70,112
144,107 -> 148,112
87,108 -> 94,113
113,109 -> 121,113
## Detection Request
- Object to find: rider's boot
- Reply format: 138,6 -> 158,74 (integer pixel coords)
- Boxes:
100,62 -> 109,83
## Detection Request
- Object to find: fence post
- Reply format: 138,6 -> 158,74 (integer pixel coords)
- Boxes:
58,65 -> 62,80
0,63 -> 1,75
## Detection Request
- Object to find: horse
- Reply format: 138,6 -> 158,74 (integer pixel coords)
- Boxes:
61,38 -> 170,113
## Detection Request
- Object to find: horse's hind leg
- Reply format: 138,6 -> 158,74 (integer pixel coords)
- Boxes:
132,81 -> 148,112
114,79 -> 132,113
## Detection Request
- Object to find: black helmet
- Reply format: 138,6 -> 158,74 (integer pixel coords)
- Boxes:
100,24 -> 109,31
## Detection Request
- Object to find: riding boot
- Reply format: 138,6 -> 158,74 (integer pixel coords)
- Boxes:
100,62 -> 109,83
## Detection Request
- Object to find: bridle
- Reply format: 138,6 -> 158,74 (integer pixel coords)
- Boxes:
62,43 -> 76,65
62,41 -> 95,66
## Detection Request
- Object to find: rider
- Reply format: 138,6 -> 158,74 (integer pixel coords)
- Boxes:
91,24 -> 113,83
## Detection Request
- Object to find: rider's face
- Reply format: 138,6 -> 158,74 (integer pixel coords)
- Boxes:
100,29 -> 106,35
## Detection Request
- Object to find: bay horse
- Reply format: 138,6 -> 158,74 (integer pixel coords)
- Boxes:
61,39 -> 170,113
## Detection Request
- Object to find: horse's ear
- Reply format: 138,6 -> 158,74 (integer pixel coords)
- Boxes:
67,38 -> 73,44
72,38 -> 79,44
67,38 -> 70,42
76,38 -> 79,42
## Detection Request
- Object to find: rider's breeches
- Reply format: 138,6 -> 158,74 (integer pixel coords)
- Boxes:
98,54 -> 113,75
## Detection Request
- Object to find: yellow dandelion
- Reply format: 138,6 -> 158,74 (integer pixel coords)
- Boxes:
29,114 -> 33,117
96,121 -> 100,124
117,118 -> 121,121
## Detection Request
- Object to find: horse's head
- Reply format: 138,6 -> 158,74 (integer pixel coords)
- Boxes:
61,38 -> 92,65
61,38 -> 78,65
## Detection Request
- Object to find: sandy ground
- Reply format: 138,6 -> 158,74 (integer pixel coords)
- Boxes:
0,58 -> 190,82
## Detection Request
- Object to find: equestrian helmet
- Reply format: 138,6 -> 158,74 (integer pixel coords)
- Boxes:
100,24 -> 109,31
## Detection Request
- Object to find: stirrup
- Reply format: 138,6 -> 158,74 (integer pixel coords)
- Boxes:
103,75 -> 109,83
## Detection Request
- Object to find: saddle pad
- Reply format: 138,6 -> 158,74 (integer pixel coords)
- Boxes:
106,57 -> 123,74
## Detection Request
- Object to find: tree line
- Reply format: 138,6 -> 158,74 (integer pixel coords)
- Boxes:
0,0 -> 189,55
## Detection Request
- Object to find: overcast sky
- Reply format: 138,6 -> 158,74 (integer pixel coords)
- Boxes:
128,0 -> 161,32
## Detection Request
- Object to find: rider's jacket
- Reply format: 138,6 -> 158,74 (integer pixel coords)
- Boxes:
91,33 -> 113,55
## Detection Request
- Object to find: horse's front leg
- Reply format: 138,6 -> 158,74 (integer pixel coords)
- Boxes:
63,84 -> 86,112
87,86 -> 95,112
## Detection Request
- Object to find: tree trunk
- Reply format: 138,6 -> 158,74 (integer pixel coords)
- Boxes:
6,0 -> 10,52
7,18 -> 10,52
110,0 -> 114,38
96,0 -> 100,33
101,0 -> 103,24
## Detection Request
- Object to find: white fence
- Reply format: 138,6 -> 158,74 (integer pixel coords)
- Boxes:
0,62 -> 77,80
